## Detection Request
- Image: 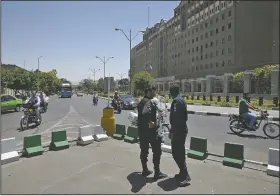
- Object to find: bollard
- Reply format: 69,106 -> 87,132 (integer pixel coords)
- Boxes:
210,95 -> 213,101
197,95 -> 200,100
186,95 -> 189,100
203,95 -> 206,101
217,96 -> 221,102
226,96 -> 229,103
101,107 -> 116,136
273,97 -> 279,107
191,95 -> 194,100
235,96 -> 239,104
258,97 -> 263,106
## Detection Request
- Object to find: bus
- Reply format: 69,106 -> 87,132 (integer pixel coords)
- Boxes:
60,83 -> 72,98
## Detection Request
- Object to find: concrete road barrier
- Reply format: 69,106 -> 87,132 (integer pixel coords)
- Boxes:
93,125 -> 109,142
267,148 -> 279,177
124,126 -> 138,143
223,142 -> 244,169
77,125 -> 94,146
1,137 -> 20,165
187,137 -> 208,160
161,132 -> 172,153
22,134 -> 44,158
113,124 -> 126,140
49,130 -> 70,151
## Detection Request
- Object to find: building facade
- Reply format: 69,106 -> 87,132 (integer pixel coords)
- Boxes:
131,0 -> 279,81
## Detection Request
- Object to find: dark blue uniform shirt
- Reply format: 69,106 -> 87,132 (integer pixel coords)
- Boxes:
170,95 -> 188,133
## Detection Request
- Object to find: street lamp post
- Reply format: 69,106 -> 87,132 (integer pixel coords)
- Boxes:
37,56 -> 43,90
115,28 -> 144,95
89,68 -> 100,85
96,56 -> 114,107
116,72 -> 126,92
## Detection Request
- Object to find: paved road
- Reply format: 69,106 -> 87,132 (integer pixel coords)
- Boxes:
1,95 -> 279,162
2,139 -> 279,194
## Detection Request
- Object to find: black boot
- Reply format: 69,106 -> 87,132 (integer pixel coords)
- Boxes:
153,165 -> 167,180
178,172 -> 191,187
141,162 -> 153,177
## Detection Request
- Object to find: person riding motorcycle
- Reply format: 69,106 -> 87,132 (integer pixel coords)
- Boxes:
239,93 -> 259,131
26,91 -> 41,123
93,92 -> 98,104
112,91 -> 121,110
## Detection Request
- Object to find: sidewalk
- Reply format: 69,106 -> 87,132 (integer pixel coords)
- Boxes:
1,139 -> 279,194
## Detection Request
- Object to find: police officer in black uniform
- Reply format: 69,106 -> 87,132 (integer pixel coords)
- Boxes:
137,84 -> 167,180
169,84 -> 191,186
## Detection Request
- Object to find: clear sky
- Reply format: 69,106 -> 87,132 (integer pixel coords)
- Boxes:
2,1 -> 179,84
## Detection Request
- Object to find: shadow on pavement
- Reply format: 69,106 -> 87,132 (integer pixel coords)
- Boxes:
127,172 -> 155,193
227,132 -> 279,140
157,177 -> 187,191
1,111 -> 16,115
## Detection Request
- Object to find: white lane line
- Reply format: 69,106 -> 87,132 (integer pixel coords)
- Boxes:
52,123 -> 85,128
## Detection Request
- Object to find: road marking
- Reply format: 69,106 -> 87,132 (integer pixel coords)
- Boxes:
52,123 -> 85,128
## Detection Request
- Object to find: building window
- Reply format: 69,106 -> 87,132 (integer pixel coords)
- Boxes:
228,48 -> 232,53
192,29 -> 194,34
192,39 -> 194,43
201,55 -> 203,60
196,46 -> 198,51
188,49 -> 190,54
216,62 -> 219,67
222,61 -> 225,67
216,28 -> 219,34
222,14 -> 225,20
210,30 -> 213,36
210,63 -> 213,68
216,40 -> 219,46
205,22 -> 208,28
228,10 -> 232,17
196,27 -> 198,32
216,50 -> 219,56
205,32 -> 208,38
192,57 -> 194,62
210,19 -> 213,25
210,52 -> 213,58
210,41 -> 213,47
200,64 -> 203,70
200,24 -> 203,30
205,43 -> 208,48
222,37 -> 225,44
228,35 -> 232,41
228,23 -> 232,29
188,31 -> 190,36
205,54 -> 208,59
201,34 -> 203,40
222,49 -> 225,55
196,37 -> 198,42
205,64 -> 208,69
216,17 -> 219,23
222,26 -> 225,31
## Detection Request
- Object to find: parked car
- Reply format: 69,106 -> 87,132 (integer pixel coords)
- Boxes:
119,94 -> 138,110
1,94 -> 23,113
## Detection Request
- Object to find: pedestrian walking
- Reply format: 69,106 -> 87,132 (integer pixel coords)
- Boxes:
169,83 -> 191,186
137,84 -> 167,180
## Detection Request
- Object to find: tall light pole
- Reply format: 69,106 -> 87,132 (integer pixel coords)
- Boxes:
115,28 -> 144,95
116,72 -> 126,92
37,56 -> 43,90
96,56 -> 113,107
89,68 -> 100,85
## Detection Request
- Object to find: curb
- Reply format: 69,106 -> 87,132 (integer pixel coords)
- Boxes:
100,97 -> 279,121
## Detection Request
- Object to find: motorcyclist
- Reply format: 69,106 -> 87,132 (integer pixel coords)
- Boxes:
26,91 -> 41,122
93,92 -> 98,104
239,93 -> 259,131
113,91 -> 121,110
39,91 -> 45,108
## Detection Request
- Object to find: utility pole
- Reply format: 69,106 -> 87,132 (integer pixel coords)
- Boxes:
89,68 -> 100,85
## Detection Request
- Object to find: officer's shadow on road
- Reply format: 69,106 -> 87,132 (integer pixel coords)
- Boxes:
127,172 -> 183,193
127,172 -> 155,193
227,132 -> 279,140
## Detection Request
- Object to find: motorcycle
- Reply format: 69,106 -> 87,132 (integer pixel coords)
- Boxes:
20,103 -> 42,131
93,97 -> 98,106
128,106 -> 170,140
40,102 -> 48,113
229,110 -> 280,139
111,99 -> 122,114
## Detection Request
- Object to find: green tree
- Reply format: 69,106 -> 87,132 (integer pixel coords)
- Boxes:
79,79 -> 95,93
132,71 -> 153,95
97,78 -> 104,92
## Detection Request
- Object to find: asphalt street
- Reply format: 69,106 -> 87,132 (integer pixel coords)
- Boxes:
1,95 -> 279,162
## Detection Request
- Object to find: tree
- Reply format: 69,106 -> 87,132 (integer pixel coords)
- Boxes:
97,78 -> 104,92
79,79 -> 95,93
118,78 -> 129,85
132,71 -> 153,95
